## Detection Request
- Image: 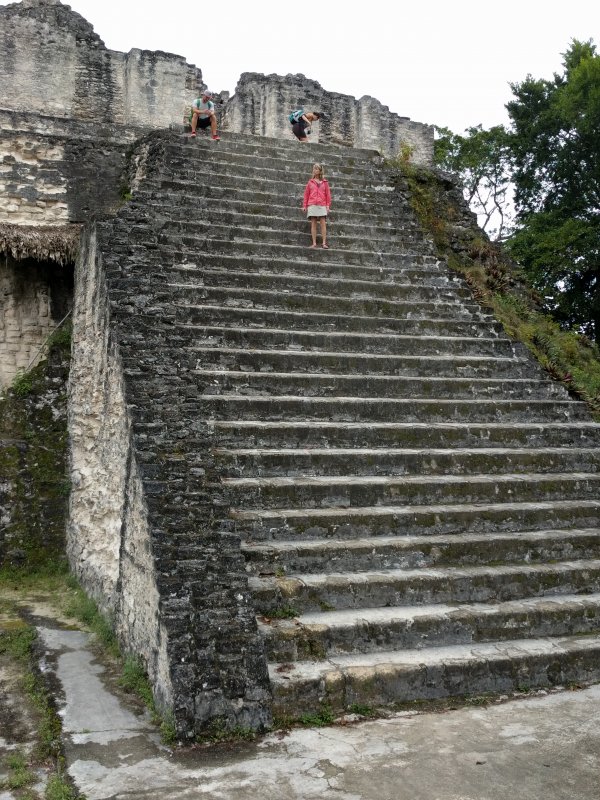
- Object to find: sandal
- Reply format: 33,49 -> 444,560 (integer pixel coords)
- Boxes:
309,244 -> 318,248
322,243 -> 329,249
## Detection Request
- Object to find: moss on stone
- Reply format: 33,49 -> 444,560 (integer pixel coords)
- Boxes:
390,162 -> 600,419
0,334 -> 71,569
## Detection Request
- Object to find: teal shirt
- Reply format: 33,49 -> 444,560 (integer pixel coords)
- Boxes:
193,98 -> 214,117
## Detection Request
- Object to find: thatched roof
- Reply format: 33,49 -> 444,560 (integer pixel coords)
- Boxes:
0,223 -> 82,266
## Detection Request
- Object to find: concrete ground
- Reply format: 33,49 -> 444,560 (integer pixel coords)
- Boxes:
31,620 -> 600,800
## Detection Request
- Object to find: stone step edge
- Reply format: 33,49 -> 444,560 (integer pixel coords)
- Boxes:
167,140 -> 383,166
173,130 -> 383,157
182,327 -> 505,346
224,471 -> 600,489
230,498 -> 600,523
134,196 -> 410,223
260,592 -> 600,634
267,634 -> 600,702
166,271 -> 467,294
241,527 -> 600,556
194,370 -> 550,387
188,347 -> 515,364
214,420 -> 600,432
251,558 -> 600,592
218,445 -> 600,459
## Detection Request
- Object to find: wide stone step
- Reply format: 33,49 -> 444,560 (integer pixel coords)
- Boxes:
261,593 -> 600,661
160,220 -> 425,253
165,273 -> 471,305
172,131 -> 382,166
157,234 -> 435,267
174,304 -> 500,339
241,529 -> 600,576
154,176 -> 408,213
229,499 -> 600,541
197,395 -> 587,424
251,559 -> 600,614
216,446 -> 600,479
213,420 -> 600,450
163,254 -> 455,287
132,194 -> 414,229
166,140 -> 384,178
162,213 -> 424,244
268,634 -> 600,717
190,348 -> 529,378
180,325 -> 511,356
194,370 -> 561,401
143,242 -> 441,273
224,472 -> 600,510
164,265 -> 469,300
166,152 -> 393,191
134,185 -> 410,223
177,292 -> 487,325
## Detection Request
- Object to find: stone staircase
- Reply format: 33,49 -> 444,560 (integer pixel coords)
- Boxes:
101,130 -> 600,726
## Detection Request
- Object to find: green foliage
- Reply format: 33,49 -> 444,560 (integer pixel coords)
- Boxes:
506,38 -> 600,342
299,706 -> 335,727
47,322 -> 72,352
119,655 -> 155,709
63,587 -> 119,656
1,751 -> 36,790
45,772 -> 80,800
11,370 -> 34,398
266,605 -> 299,619
434,124 -> 513,240
401,164 -> 600,418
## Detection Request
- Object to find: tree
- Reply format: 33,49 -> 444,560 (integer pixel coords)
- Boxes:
434,124 -> 513,241
506,39 -> 600,342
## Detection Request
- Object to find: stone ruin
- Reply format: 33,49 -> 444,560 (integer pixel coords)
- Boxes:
3,0 -> 600,741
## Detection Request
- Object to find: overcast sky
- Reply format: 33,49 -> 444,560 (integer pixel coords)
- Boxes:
5,0 -> 599,132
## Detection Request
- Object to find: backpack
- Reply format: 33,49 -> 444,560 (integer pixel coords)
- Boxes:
289,109 -> 305,124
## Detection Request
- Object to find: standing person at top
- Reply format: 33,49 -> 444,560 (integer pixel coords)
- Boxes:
289,109 -> 322,142
302,163 -> 331,249
190,90 -> 220,140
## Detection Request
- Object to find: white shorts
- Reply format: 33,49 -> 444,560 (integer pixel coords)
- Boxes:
307,205 -> 327,218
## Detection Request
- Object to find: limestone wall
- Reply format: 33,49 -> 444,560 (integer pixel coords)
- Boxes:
224,73 -> 434,165
0,255 -> 72,388
0,0 -> 204,127
68,226 -> 172,707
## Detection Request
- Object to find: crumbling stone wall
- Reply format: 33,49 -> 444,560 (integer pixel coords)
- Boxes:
68,226 -> 172,709
0,0 -> 204,127
224,72 -> 434,165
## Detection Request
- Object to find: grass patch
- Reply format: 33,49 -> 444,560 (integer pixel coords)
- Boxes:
1,751 -> 37,790
62,580 -> 119,657
266,606 -> 299,620
299,706 -> 335,727
11,370 -> 34,398
45,771 -> 79,800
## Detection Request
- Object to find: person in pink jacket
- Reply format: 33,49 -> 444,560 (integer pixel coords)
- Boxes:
302,163 -> 331,249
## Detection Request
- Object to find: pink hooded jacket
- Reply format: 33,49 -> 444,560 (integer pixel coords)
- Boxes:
303,179 -> 331,210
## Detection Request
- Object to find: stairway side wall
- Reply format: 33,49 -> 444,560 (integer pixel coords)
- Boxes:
68,225 -> 173,708
224,72 -> 434,166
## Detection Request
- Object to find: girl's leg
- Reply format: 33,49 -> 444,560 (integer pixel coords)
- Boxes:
319,217 -> 327,246
310,218 -> 318,247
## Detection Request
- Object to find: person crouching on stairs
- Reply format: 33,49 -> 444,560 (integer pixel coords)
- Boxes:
190,90 -> 220,140
302,163 -> 331,249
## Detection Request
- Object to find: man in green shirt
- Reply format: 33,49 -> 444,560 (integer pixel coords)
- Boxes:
190,90 -> 220,140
